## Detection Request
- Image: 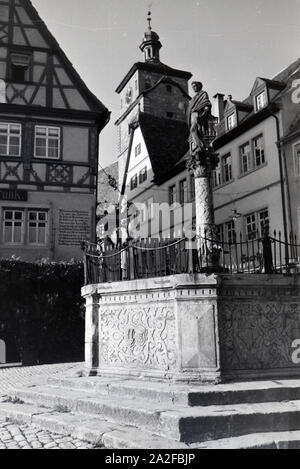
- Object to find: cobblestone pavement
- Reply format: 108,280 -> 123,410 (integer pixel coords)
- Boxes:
0,363 -> 83,396
0,363 -> 90,450
0,419 -> 94,449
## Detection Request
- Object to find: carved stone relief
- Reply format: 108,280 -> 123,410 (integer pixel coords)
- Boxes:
219,300 -> 300,371
100,304 -> 177,370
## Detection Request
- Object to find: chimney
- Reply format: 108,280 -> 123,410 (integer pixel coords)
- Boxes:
213,93 -> 225,122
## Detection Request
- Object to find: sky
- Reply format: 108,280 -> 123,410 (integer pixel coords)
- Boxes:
31,0 -> 300,168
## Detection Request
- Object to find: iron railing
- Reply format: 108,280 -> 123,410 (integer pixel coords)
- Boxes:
82,231 -> 299,285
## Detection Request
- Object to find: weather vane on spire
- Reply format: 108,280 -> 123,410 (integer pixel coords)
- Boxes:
147,10 -> 152,31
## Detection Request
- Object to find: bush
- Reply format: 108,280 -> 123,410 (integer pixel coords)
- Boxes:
0,259 -> 85,366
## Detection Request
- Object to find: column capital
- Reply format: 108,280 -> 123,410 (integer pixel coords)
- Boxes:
186,149 -> 219,178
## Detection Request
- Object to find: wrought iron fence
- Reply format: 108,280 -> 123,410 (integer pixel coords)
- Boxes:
82,231 -> 299,285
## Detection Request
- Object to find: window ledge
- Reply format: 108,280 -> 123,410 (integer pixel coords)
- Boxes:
33,156 -> 61,162
0,155 -> 21,158
5,80 -> 35,86
238,162 -> 268,180
213,179 -> 235,192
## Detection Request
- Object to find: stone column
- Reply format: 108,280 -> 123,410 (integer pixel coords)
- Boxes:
188,150 -> 219,270
84,289 -> 100,376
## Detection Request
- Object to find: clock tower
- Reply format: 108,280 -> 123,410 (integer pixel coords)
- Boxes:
115,12 -> 192,186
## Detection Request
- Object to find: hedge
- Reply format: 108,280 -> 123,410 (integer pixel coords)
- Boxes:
0,258 -> 85,366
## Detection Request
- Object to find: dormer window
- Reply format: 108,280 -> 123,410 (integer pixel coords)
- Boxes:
227,113 -> 236,131
256,90 -> 267,111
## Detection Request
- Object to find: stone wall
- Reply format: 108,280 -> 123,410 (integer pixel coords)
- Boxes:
83,274 -> 221,382
219,275 -> 300,380
82,273 -> 300,382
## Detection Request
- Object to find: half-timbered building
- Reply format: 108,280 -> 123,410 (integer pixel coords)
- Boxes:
0,0 -> 109,261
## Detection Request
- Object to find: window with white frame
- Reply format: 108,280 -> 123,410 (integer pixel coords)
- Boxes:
169,184 -> 177,206
294,142 -> 300,175
3,209 -> 24,244
0,123 -> 21,156
34,126 -> 60,159
245,209 -> 269,240
217,224 -> 224,243
227,113 -> 236,130
28,210 -> 48,245
179,179 -> 188,204
135,143 -> 141,158
253,135 -> 265,167
213,166 -> 222,187
139,166 -> 147,184
256,90 -> 267,111
226,221 -> 236,243
258,210 -> 269,237
130,174 -> 138,190
246,212 -> 257,240
221,153 -> 233,183
240,142 -> 252,174
216,221 -> 236,243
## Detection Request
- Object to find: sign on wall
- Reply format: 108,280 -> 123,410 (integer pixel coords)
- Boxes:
58,210 -> 90,246
0,189 -> 27,201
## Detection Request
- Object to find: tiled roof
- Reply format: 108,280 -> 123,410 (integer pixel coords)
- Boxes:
273,57 -> 300,82
256,77 -> 286,89
138,113 -> 189,182
215,57 -> 300,141
284,117 -> 300,140
116,61 -> 192,93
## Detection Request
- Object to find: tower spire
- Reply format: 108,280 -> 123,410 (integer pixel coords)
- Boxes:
147,10 -> 152,31
140,11 -> 162,62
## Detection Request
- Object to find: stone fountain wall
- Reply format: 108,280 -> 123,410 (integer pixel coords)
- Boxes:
82,273 -> 300,382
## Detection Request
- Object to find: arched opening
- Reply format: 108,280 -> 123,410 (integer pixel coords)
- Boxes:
0,339 -> 6,364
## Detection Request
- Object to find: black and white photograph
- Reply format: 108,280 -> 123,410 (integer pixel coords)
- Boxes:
0,0 -> 300,453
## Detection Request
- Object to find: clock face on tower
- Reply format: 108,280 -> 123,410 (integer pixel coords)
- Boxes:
125,87 -> 133,105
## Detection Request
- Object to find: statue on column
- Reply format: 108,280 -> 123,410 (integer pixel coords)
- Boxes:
186,81 -> 218,175
187,81 -> 216,155
186,81 -> 220,271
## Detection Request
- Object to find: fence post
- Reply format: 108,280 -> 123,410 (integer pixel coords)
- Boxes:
128,242 -> 135,280
81,241 -> 88,285
262,224 -> 273,274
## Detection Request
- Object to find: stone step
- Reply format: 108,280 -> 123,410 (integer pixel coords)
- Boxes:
0,402 -> 189,449
194,431 -> 300,449
1,400 -> 300,449
9,385 -> 300,444
1,399 -> 300,449
47,376 -> 300,407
